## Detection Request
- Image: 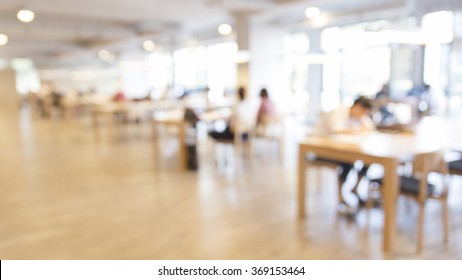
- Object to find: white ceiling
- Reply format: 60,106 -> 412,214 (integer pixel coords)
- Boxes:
0,0 -> 461,68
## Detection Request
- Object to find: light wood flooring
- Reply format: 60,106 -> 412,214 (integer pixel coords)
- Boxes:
1,111 -> 462,259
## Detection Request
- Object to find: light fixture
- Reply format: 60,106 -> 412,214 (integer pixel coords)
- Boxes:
305,7 -> 321,19
98,49 -> 111,61
311,15 -> 328,28
142,40 -> 156,52
17,9 -> 35,23
0,34 -> 8,46
218,24 -> 232,36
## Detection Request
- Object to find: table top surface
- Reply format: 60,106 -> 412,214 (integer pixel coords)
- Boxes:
300,116 -> 460,159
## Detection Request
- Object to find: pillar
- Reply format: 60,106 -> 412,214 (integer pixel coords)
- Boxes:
307,29 -> 323,117
234,12 -> 251,92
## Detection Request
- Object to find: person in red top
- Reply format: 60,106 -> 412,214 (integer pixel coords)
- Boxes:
256,88 -> 276,124
113,90 -> 126,102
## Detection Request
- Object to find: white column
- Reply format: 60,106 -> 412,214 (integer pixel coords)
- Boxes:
234,12 -> 251,92
248,22 -> 288,104
307,29 -> 323,117
234,14 -> 289,106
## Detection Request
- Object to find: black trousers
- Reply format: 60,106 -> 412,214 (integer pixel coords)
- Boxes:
313,157 -> 368,183
209,125 -> 234,141
209,125 -> 249,141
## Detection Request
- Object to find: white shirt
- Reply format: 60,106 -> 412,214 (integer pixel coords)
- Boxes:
315,105 -> 375,136
230,100 -> 255,132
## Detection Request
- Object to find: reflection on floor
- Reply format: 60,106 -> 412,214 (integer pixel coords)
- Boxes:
1,112 -> 461,259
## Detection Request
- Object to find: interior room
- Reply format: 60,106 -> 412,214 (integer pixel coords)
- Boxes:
1,0 -> 462,259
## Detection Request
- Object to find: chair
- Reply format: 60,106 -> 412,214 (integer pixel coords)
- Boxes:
305,157 -> 342,201
210,120 -> 255,170
367,150 -> 449,253
448,151 -> 462,176
254,115 -> 284,160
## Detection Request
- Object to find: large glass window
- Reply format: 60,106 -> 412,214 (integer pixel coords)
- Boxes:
284,32 -> 310,98
205,42 -> 237,101
283,33 -> 310,114
422,11 -> 454,89
11,58 -> 41,95
146,51 -> 173,99
172,42 -> 237,100
322,25 -> 391,107
173,46 -> 207,93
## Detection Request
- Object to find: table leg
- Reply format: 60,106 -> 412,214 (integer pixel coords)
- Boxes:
382,157 -> 399,255
152,121 -> 160,167
298,147 -> 306,218
178,122 -> 187,170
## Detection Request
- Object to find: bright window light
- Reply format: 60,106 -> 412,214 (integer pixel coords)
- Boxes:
0,34 -> 8,46
17,9 -> 35,23
422,10 -> 454,44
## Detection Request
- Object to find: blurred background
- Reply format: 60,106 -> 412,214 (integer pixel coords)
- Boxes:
1,0 -> 462,260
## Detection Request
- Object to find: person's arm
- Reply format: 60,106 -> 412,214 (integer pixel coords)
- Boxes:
323,109 -> 348,134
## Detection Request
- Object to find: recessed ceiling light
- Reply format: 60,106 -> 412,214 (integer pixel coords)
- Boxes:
311,15 -> 328,28
98,49 -> 111,61
0,34 -> 8,46
17,9 -> 35,23
143,40 -> 156,52
305,7 -> 321,19
218,24 -> 232,36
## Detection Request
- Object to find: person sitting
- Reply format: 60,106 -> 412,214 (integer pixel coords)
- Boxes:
374,83 -> 393,124
209,87 -> 254,141
256,88 -> 277,124
314,96 -> 375,213
113,90 -> 126,102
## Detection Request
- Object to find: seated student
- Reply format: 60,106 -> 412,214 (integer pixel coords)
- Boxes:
314,96 -> 375,213
256,88 -> 277,124
374,83 -> 393,124
209,87 -> 254,141
113,90 -> 126,102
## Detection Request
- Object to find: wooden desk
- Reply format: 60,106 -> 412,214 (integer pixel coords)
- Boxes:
200,107 -> 232,123
91,101 -> 178,136
298,127 -> 446,255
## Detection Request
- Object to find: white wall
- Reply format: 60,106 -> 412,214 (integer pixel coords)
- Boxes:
249,23 -> 290,113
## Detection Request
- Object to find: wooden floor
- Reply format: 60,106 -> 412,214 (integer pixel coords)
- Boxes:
1,111 -> 462,259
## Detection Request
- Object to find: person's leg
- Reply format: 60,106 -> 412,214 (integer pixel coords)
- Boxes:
337,163 -> 353,204
352,164 -> 370,206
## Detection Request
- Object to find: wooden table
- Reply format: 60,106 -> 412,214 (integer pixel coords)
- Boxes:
297,120 -> 448,254
151,107 -> 233,170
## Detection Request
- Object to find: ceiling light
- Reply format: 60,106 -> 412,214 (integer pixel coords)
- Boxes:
311,15 -> 329,28
305,7 -> 321,19
0,34 -> 8,46
98,49 -> 111,61
143,40 -> 156,52
218,24 -> 232,36
17,9 -> 35,23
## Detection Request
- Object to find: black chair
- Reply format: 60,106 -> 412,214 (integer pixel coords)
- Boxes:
367,150 -> 449,253
448,159 -> 462,176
